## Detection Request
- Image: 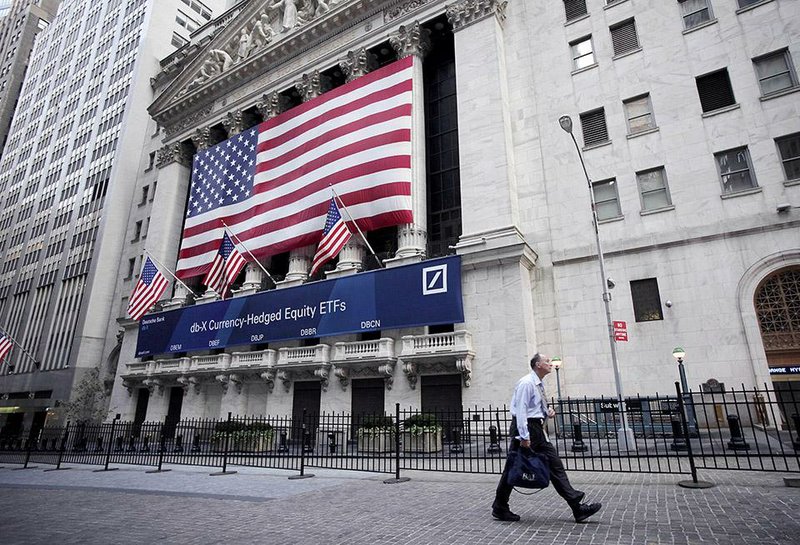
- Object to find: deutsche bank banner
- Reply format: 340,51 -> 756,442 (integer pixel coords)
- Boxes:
136,256 -> 463,357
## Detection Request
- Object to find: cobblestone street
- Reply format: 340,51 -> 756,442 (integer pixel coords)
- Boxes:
1,463 -> 798,545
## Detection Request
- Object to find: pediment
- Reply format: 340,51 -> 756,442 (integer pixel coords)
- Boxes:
149,0 -> 413,134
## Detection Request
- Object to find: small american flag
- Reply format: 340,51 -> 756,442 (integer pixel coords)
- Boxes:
0,333 -> 14,365
127,257 -> 169,321
310,198 -> 352,277
203,232 -> 247,298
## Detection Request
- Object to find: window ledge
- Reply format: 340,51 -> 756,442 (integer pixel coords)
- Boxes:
612,47 -> 642,61
720,186 -> 762,200
565,14 -> 590,26
759,86 -> 800,102
682,19 -> 718,34
701,103 -> 740,118
627,127 -> 659,139
784,178 -> 800,187
640,205 -> 675,216
598,215 -> 624,224
603,0 -> 629,10
583,140 -> 612,152
736,0 -> 776,15
137,201 -> 147,208
571,63 -> 598,76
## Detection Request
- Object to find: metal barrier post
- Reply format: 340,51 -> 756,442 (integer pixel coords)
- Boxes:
44,423 -> 71,472
726,414 -> 750,451
94,414 -> 120,472
675,382 -> 713,488
571,421 -> 589,452
210,412 -> 237,476
289,409 -> 314,479
145,422 -> 172,473
792,414 -> 800,450
487,424 -> 502,453
15,430 -> 38,470
383,403 -> 410,484
669,415 -> 688,451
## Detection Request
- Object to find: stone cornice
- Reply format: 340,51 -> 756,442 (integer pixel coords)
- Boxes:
156,143 -> 192,169
445,0 -> 507,31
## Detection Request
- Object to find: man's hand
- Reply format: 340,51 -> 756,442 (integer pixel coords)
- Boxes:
547,407 -> 556,418
520,439 -> 531,449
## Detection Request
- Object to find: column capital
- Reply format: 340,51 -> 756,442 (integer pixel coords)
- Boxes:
256,91 -> 289,119
389,21 -> 432,60
191,127 -> 212,150
339,48 -> 378,83
294,70 -> 331,103
156,142 -> 191,169
222,110 -> 245,136
446,0 -> 508,31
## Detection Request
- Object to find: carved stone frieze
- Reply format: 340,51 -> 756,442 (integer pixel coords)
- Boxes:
402,361 -> 418,389
260,369 -> 276,392
192,127 -> 212,151
163,106 -> 213,138
222,110 -> 245,135
229,373 -> 243,394
334,366 -> 350,390
294,70 -> 331,102
339,47 -> 378,83
446,0 -> 508,31
216,373 -> 230,394
177,375 -> 201,395
385,0 -> 434,23
156,143 -> 192,169
142,378 -> 164,396
389,21 -> 432,59
256,90 -> 289,119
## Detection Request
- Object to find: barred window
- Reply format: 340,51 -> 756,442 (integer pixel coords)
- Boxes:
636,167 -> 672,211
695,69 -> 736,113
570,36 -> 595,71
679,0 -> 713,30
564,0 -> 588,21
753,50 -> 797,96
715,146 -> 756,194
580,108 -> 609,147
592,178 -> 621,221
631,278 -> 663,322
775,133 -> 800,181
610,19 -> 640,57
623,94 -> 656,134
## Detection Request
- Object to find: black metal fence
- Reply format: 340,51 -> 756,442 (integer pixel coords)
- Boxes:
1,382 -> 798,479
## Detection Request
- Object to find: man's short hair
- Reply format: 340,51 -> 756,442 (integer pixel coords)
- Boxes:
530,353 -> 542,370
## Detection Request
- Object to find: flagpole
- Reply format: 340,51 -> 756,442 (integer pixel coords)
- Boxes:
220,220 -> 276,284
144,250 -> 197,297
328,186 -> 383,269
0,324 -> 40,368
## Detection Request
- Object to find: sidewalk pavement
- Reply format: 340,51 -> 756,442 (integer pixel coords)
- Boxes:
0,462 -> 798,545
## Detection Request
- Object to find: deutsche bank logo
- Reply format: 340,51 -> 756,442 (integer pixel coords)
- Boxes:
422,264 -> 448,295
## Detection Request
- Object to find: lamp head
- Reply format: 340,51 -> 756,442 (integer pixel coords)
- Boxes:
672,347 -> 685,362
559,115 -> 573,134
551,356 -> 562,370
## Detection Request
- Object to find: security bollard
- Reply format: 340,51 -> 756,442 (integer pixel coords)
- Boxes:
792,414 -> 800,450
95,436 -> 104,453
487,425 -> 502,453
114,436 -> 124,452
192,434 -> 201,453
570,422 -> 589,452
726,414 -> 750,451
127,436 -> 137,452
327,432 -> 337,454
277,430 -> 289,453
141,435 -> 150,452
450,427 -> 464,453
669,415 -> 688,451
303,429 -> 313,453
173,434 -> 184,453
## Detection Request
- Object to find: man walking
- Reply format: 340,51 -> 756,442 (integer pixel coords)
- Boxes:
493,353 -> 602,523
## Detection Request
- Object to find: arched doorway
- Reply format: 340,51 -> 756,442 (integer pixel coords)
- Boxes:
754,266 -> 800,426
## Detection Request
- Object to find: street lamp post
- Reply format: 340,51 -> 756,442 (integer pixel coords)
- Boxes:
672,347 -> 698,436
559,115 -> 636,452
552,356 -> 563,399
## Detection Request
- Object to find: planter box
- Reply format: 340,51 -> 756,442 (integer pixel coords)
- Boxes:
401,430 -> 442,453
236,434 -> 276,453
357,431 -> 395,453
210,436 -> 231,453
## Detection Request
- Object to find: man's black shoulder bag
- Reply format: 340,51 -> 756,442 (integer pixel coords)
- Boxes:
506,448 -> 550,489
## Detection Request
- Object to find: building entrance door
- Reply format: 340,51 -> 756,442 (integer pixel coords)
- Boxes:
421,374 -> 463,442
133,388 -> 149,437
351,378 -> 386,436
163,386 -> 183,439
292,381 -> 321,443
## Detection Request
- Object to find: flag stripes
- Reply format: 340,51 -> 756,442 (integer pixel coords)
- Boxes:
0,334 -> 12,364
310,198 -> 352,277
127,257 -> 169,321
203,232 -> 248,298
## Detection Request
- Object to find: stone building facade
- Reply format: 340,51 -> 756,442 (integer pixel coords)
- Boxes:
109,0 -> 800,427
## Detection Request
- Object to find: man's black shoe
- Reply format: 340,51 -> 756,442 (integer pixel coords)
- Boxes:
573,502 -> 602,523
492,508 -> 521,522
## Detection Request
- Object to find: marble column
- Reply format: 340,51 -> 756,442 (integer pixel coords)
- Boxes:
386,22 -> 431,267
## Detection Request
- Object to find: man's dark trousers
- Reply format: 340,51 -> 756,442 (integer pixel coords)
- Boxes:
495,417 -> 584,509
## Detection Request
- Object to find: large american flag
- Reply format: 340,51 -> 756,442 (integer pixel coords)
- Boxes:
0,334 -> 13,365
127,257 -> 169,321
175,56 -> 415,279
203,232 -> 247,298
310,198 -> 352,277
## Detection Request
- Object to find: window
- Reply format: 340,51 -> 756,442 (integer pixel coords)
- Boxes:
715,147 -> 756,194
592,179 -> 621,220
753,50 -> 797,97
737,0 -> 765,8
679,0 -> 714,30
126,258 -> 136,279
140,185 -> 149,204
776,133 -> 800,181
580,108 -> 609,147
636,167 -> 672,211
623,94 -> 656,134
695,68 -> 736,113
570,36 -> 595,70
631,278 -> 663,322
146,151 -> 156,170
132,220 -> 142,241
564,0 -> 588,21
610,19 -> 640,57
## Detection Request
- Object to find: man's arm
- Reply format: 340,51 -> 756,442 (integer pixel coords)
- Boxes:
512,381 -> 534,443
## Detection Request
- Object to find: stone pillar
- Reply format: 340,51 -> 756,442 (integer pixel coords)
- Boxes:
279,71 -> 331,288
236,262 -> 264,297
152,142 -> 193,307
386,22 -> 431,267
446,0 -> 522,251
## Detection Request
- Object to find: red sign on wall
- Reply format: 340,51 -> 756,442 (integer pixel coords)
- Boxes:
613,320 -> 628,342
